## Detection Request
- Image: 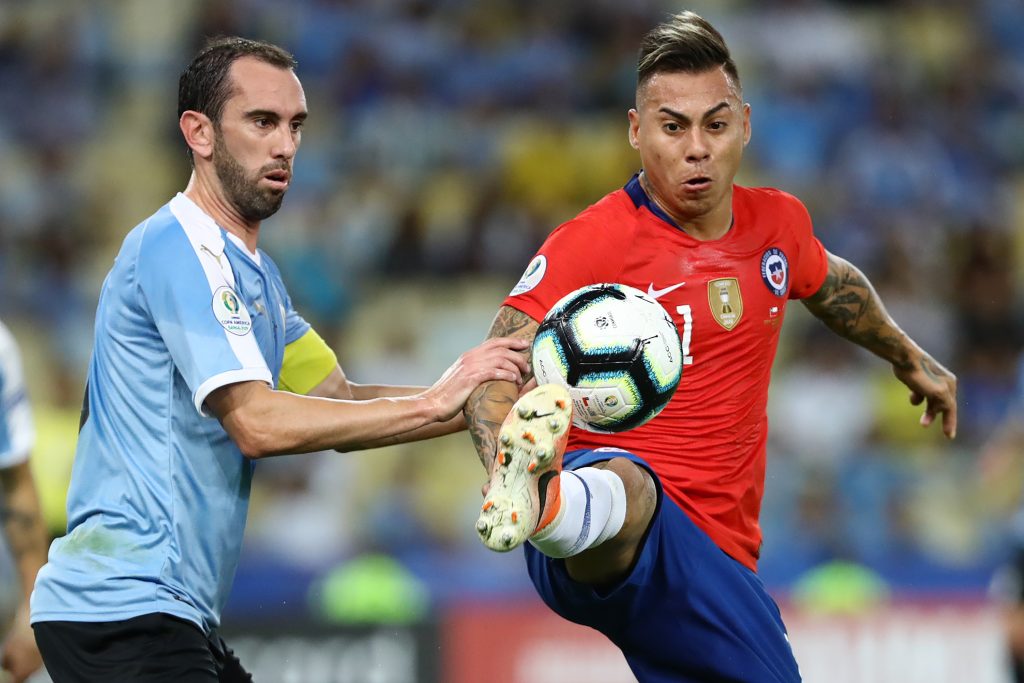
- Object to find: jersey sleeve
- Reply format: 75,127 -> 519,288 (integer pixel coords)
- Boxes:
0,325 -> 34,467
504,212 -> 629,323
262,253 -> 311,347
136,226 -> 272,416
785,196 -> 829,300
268,260 -> 335,395
278,328 -> 338,395
282,290 -> 310,346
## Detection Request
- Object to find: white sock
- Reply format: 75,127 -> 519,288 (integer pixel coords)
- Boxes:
529,467 -> 627,559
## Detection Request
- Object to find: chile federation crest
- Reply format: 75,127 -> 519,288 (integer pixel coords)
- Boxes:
760,248 -> 789,297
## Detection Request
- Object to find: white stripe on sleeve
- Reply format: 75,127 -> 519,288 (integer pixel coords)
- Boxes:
170,199 -> 272,415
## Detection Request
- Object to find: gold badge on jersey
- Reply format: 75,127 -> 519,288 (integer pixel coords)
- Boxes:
708,278 -> 743,330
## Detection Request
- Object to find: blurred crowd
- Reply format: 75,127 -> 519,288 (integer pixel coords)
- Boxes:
1,0 -> 1023,620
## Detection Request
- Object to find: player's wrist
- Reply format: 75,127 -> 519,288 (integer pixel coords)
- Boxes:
890,338 -> 925,372
413,389 -> 449,424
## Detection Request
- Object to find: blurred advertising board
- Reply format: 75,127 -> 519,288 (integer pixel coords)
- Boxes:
785,599 -> 1006,683
442,598 -> 1009,683
442,601 -> 635,683
220,622 -> 439,683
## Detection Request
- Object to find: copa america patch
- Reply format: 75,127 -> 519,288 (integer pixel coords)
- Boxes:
212,286 -> 252,336
760,248 -> 789,297
510,255 -> 547,296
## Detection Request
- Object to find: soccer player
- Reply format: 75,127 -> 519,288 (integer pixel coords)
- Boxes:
0,320 -> 48,683
465,12 -> 957,682
29,37 -> 528,683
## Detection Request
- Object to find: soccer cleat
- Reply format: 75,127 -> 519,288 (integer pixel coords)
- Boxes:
476,384 -> 572,552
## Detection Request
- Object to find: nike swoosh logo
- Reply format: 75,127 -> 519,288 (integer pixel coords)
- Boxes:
647,281 -> 686,300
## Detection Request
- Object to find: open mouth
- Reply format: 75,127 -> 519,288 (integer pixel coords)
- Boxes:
682,176 -> 712,192
262,170 -> 291,191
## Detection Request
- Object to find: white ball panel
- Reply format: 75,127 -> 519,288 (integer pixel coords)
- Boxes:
532,333 -> 571,389
532,283 -> 683,433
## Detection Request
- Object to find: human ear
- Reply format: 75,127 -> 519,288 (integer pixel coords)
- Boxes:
627,109 -> 640,150
180,110 -> 215,160
742,103 -> 752,147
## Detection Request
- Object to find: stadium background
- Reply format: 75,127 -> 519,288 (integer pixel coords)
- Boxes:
0,0 -> 1022,680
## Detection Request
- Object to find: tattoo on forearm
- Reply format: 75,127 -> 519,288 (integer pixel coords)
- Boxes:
465,386 -> 516,469
803,256 -> 912,368
490,306 -> 539,343
464,307 -> 537,469
920,357 -> 941,383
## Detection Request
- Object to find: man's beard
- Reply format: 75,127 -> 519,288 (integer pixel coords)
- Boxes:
213,134 -> 287,222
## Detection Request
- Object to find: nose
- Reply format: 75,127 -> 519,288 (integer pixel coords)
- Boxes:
272,123 -> 298,160
685,129 -> 710,164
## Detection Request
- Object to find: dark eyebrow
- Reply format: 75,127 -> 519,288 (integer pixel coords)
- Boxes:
244,109 -> 308,122
658,101 -> 732,124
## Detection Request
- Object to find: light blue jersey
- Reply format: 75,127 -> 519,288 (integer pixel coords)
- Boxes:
31,194 -> 310,632
0,320 -> 34,469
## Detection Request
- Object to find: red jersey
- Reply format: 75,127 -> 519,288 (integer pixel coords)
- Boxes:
504,175 -> 828,571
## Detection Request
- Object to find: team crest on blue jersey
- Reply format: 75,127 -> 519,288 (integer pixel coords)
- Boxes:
760,248 -> 789,297
212,286 -> 252,336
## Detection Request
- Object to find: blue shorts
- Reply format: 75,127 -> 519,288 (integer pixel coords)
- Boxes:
525,449 -> 801,683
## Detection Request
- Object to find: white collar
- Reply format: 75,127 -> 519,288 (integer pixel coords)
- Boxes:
169,193 -> 225,258
169,193 -> 261,265
224,230 -> 261,266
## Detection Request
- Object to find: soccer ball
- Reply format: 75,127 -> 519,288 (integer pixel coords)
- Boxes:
531,283 -> 683,433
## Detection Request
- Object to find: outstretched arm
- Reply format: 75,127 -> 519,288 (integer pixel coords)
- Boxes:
464,306 -> 540,470
207,336 -> 529,458
802,251 -> 958,438
308,367 -> 481,451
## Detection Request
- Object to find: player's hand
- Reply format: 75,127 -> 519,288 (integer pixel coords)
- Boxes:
426,337 -> 530,421
1,605 -> 43,683
892,350 -> 957,439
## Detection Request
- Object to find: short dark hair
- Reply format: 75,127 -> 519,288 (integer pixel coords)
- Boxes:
178,36 -> 297,161
637,12 -> 739,91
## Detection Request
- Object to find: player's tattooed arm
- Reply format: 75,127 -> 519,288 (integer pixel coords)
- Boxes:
803,251 -> 958,438
464,306 -> 539,470
802,252 -> 909,364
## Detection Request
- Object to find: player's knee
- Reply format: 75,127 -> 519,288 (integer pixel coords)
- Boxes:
555,458 -> 657,586
529,464 -> 625,559
597,458 -> 657,548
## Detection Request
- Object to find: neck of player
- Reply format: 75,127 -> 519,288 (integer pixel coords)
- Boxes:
641,170 -> 733,241
184,172 -> 260,253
